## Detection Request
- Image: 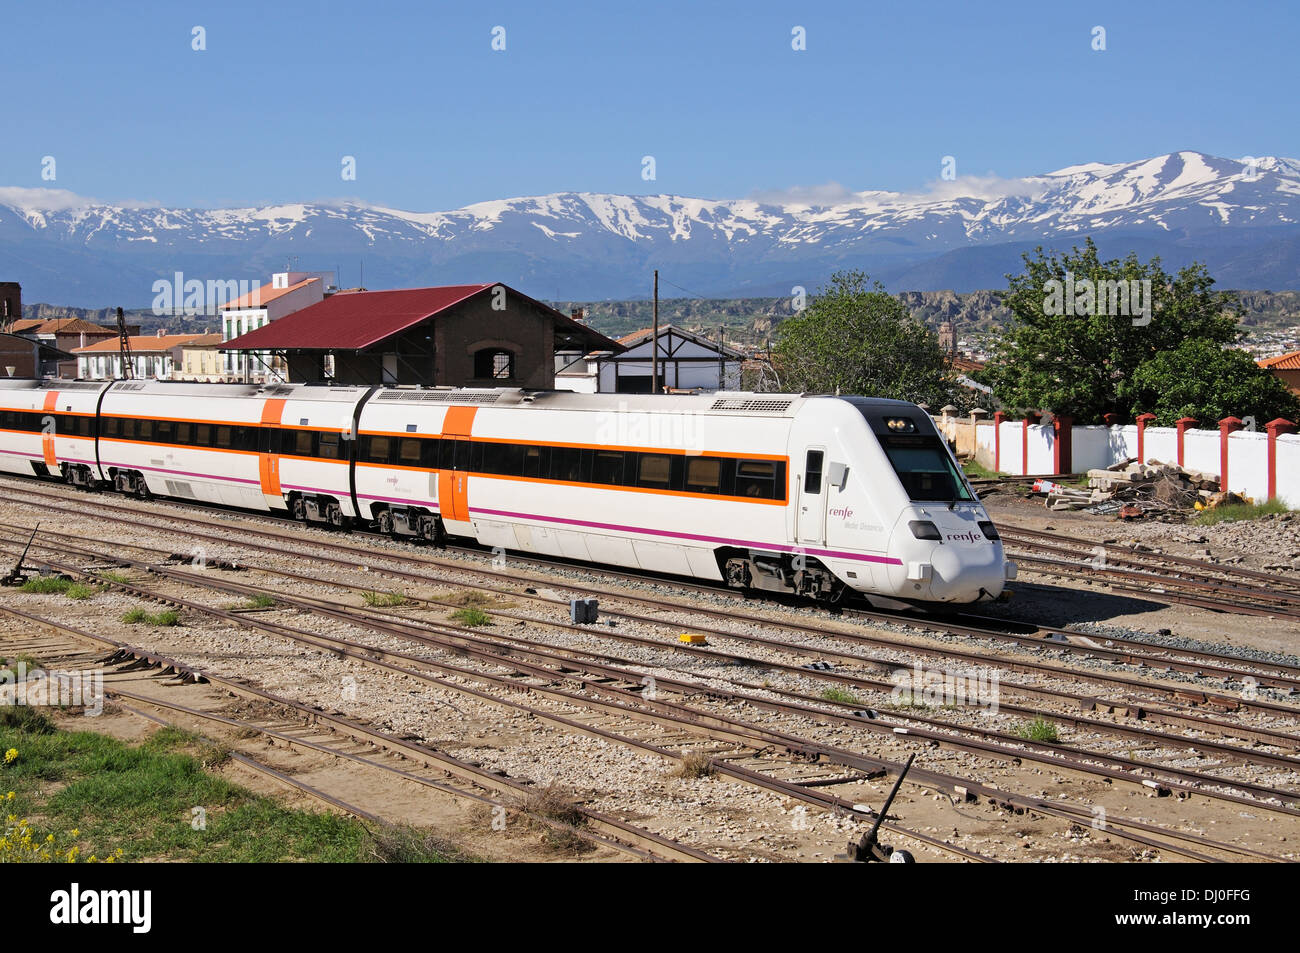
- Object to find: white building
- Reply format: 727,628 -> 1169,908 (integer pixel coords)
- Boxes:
73,332 -> 222,380
584,325 -> 744,394
220,272 -> 328,381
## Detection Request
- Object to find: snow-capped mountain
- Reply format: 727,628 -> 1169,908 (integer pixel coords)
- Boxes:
3,151 -> 1300,307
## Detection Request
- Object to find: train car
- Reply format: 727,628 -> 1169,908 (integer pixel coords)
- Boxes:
354,388 -> 1012,606
0,379 -> 112,485
95,380 -> 279,510
94,381 -> 370,519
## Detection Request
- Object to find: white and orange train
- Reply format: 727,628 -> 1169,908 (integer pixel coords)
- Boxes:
0,380 -> 1014,607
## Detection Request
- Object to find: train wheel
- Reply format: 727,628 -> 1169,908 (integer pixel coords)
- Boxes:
377,510 -> 394,535
291,497 -> 306,521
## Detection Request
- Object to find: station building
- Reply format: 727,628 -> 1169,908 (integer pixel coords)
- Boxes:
222,283 -> 622,388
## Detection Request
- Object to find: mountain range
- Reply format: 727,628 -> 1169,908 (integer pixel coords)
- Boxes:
4,150 -> 1300,308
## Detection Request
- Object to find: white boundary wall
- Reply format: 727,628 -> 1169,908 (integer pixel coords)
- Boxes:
948,417 -> 1300,507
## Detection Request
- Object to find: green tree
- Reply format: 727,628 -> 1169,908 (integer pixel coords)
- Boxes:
980,238 -> 1243,421
1127,339 -> 1300,425
771,271 -> 958,405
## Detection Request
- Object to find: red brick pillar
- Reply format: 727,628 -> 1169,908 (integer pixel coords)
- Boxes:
1022,412 -> 1041,476
1266,418 -> 1298,501
1175,417 -> 1197,468
1218,417 -> 1243,492
993,411 -> 1006,472
1053,414 -> 1073,475
1136,413 -> 1156,464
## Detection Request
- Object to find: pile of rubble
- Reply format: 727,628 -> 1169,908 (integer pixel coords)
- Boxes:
1033,458 -> 1235,520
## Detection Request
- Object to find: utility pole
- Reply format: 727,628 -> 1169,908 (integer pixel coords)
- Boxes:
652,269 -> 659,394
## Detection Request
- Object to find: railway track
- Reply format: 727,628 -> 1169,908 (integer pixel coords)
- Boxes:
5,517 -> 1294,858
999,524 -> 1300,618
3,474 -> 1299,860
0,606 -> 721,863
6,480 -> 1300,704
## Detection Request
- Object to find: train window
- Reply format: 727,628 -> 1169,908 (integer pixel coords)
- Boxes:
215,426 -> 231,449
155,420 -> 173,443
176,422 -> 191,445
550,446 -> 586,483
421,438 -> 441,469
804,450 -> 824,495
479,442 -> 520,476
637,454 -> 671,489
685,457 -> 722,493
592,450 -> 625,486
368,436 -> 391,463
194,423 -> 208,446
522,445 -> 547,479
138,419 -> 154,441
880,439 -> 972,503
292,430 -> 312,456
318,431 -> 341,460
398,438 -> 421,465
735,460 -> 777,499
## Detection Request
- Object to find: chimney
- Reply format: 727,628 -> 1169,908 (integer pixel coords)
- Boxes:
157,328 -> 166,337
570,308 -> 585,323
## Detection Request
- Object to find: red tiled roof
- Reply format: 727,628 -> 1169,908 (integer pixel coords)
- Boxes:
223,284 -> 623,353
73,333 -> 221,354
1259,351 -> 1300,370
30,318 -> 116,335
7,319 -> 42,332
221,277 -> 319,310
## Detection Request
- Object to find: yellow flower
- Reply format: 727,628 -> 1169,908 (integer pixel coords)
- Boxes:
2,749 -> 16,765
70,828 -> 79,838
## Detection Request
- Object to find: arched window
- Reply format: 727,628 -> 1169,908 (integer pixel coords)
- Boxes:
474,348 -> 514,380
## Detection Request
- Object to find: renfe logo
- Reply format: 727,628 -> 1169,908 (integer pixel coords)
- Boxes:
829,507 -> 854,520
49,883 -> 151,934
946,531 -> 983,543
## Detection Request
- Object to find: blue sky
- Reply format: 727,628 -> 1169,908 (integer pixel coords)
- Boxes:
3,0 -> 1297,210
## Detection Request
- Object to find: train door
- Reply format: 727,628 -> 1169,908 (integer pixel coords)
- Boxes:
796,447 -> 827,547
437,438 -> 471,522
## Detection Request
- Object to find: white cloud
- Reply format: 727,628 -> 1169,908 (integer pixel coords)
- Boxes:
0,186 -> 161,211
749,173 -> 1048,208
748,182 -> 864,206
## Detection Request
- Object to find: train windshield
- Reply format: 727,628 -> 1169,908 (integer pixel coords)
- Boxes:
879,436 -> 973,502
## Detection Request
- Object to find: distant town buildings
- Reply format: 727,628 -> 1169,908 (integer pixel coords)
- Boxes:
73,331 -> 221,380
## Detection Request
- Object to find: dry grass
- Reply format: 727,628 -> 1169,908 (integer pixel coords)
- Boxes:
674,750 -> 716,779
518,783 -> 592,854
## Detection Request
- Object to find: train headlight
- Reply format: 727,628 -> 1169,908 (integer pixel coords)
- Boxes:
978,520 -> 1000,541
908,520 -> 941,540
884,417 -> 916,433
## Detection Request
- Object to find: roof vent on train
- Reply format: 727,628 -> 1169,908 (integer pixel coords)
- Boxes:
111,381 -> 148,391
375,390 -> 503,404
709,397 -> 793,413
42,381 -> 105,391
261,385 -> 297,396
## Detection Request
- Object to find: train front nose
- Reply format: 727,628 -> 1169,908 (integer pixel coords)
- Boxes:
890,510 -> 1011,603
